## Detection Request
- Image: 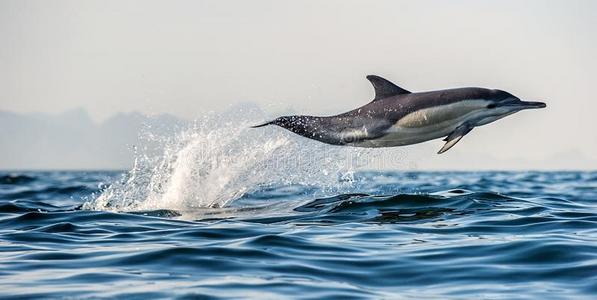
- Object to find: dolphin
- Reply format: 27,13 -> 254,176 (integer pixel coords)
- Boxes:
252,75 -> 546,154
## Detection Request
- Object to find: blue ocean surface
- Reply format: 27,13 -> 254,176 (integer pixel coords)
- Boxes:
0,170 -> 596,299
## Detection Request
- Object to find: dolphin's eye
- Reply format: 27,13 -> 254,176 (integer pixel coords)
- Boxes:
487,104 -> 497,109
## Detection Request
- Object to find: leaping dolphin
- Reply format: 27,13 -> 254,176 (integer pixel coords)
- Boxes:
252,75 -> 546,154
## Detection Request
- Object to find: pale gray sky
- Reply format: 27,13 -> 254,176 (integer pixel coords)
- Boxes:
1,0 -> 596,168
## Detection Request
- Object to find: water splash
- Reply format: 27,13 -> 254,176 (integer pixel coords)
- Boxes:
84,108 -> 381,211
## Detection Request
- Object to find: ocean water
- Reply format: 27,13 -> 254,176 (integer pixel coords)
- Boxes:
1,171 -> 596,299
1,114 -> 596,299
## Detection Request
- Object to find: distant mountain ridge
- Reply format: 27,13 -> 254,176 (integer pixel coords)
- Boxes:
0,109 -> 186,170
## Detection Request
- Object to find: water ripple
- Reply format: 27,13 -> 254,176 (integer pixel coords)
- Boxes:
0,171 -> 596,298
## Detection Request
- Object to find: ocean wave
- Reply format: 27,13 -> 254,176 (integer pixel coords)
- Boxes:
0,174 -> 36,185
1,170 -> 596,298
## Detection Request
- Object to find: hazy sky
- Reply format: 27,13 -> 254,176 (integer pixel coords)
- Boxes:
1,0 -> 596,168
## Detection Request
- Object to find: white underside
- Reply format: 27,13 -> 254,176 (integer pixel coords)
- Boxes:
353,100 -> 498,147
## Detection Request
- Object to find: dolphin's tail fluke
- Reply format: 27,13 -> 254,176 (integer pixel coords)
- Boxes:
250,121 -> 273,128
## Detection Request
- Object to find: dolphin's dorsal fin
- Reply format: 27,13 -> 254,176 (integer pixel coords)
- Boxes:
366,75 -> 411,101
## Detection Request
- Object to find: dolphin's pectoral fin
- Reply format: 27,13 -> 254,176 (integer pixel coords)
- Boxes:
366,75 -> 411,102
437,124 -> 473,154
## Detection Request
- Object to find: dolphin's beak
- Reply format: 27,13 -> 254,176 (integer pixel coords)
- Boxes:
501,100 -> 546,110
518,101 -> 547,109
